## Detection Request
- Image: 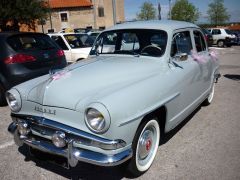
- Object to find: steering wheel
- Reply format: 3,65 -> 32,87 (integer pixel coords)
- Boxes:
140,45 -> 162,57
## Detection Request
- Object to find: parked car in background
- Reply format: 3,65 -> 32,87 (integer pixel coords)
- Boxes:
48,33 -> 94,63
202,28 -> 213,46
7,20 -> 220,176
231,30 -> 240,45
0,32 -> 67,105
87,31 -> 101,41
74,28 -> 89,33
208,28 -> 236,47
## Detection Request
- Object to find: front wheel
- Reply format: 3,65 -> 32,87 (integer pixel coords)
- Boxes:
127,118 -> 160,177
217,40 -> 225,48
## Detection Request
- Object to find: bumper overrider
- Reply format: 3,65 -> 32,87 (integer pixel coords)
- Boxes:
8,114 -> 132,167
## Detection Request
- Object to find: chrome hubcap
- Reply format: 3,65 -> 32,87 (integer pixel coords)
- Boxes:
138,130 -> 154,160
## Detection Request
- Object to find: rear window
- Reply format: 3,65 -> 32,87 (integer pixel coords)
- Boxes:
7,34 -> 57,51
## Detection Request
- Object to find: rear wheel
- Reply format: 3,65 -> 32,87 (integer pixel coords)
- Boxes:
127,118 -> 160,177
0,84 -> 7,106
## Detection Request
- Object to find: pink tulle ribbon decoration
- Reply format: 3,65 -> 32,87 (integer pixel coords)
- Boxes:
51,70 -> 71,80
209,50 -> 218,61
191,50 -> 207,63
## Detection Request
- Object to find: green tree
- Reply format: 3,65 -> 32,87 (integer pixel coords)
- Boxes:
207,0 -> 230,25
137,2 -> 156,20
171,0 -> 199,23
0,0 -> 49,31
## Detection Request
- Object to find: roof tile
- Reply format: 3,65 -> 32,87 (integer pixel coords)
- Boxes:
49,0 -> 92,9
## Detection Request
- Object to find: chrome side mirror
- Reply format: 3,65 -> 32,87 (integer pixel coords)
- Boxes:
174,53 -> 188,61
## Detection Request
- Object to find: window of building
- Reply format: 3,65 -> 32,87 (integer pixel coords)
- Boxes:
98,7 -> 104,17
99,26 -> 105,30
60,12 -> 68,22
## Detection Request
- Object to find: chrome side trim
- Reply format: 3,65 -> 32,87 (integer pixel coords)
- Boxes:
119,92 -> 180,127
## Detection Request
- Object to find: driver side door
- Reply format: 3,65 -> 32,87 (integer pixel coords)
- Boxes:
168,29 -> 204,126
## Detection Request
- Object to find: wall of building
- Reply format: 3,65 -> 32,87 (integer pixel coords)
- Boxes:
37,0 -> 125,33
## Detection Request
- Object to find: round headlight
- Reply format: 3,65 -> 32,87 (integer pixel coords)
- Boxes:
85,108 -> 106,133
6,92 -> 21,112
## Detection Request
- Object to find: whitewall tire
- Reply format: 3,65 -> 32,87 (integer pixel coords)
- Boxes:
127,118 -> 160,176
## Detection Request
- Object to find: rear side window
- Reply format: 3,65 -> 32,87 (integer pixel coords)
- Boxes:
194,30 -> 207,52
7,34 -> 57,51
51,36 -> 69,50
212,29 -> 221,35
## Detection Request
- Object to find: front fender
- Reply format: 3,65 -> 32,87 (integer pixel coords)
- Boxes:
94,73 -> 177,145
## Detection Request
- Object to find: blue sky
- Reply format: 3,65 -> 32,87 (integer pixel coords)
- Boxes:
124,0 -> 240,23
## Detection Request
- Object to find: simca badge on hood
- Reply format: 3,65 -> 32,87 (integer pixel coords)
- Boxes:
34,106 -> 56,115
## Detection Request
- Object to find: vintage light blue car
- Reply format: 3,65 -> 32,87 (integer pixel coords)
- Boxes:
7,20 -> 220,176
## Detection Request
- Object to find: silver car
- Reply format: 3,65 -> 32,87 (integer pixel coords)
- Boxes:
7,20 -> 220,176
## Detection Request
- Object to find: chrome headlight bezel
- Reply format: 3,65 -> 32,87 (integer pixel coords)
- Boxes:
6,89 -> 22,112
85,103 -> 111,134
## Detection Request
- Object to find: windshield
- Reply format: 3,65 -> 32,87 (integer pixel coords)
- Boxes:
90,29 -> 168,57
64,34 -> 94,48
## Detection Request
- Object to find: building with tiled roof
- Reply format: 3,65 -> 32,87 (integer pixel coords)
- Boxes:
38,0 -> 125,33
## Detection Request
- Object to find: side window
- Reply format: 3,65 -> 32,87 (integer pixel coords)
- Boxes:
51,36 -> 68,50
194,30 -> 207,52
171,31 -> 192,57
212,29 -> 221,35
120,33 -> 139,51
97,32 -> 117,53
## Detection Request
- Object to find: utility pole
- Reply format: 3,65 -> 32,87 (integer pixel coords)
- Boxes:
93,0 -> 97,29
158,1 -> 161,20
48,0 -> 53,30
112,0 -> 116,25
169,0 -> 171,20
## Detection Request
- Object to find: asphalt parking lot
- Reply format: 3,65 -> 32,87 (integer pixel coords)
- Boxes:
0,46 -> 240,180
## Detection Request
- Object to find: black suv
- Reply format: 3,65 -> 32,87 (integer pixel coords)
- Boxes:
0,32 -> 67,105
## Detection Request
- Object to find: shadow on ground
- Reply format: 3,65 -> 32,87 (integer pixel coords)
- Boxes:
224,74 -> 240,81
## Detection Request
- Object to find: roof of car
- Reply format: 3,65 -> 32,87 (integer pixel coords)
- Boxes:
0,32 -> 46,37
106,20 -> 199,31
48,33 -> 87,36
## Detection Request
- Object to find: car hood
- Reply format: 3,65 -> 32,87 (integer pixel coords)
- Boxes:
27,55 -> 167,110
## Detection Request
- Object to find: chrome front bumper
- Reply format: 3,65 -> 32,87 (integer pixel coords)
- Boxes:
8,116 -> 132,167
